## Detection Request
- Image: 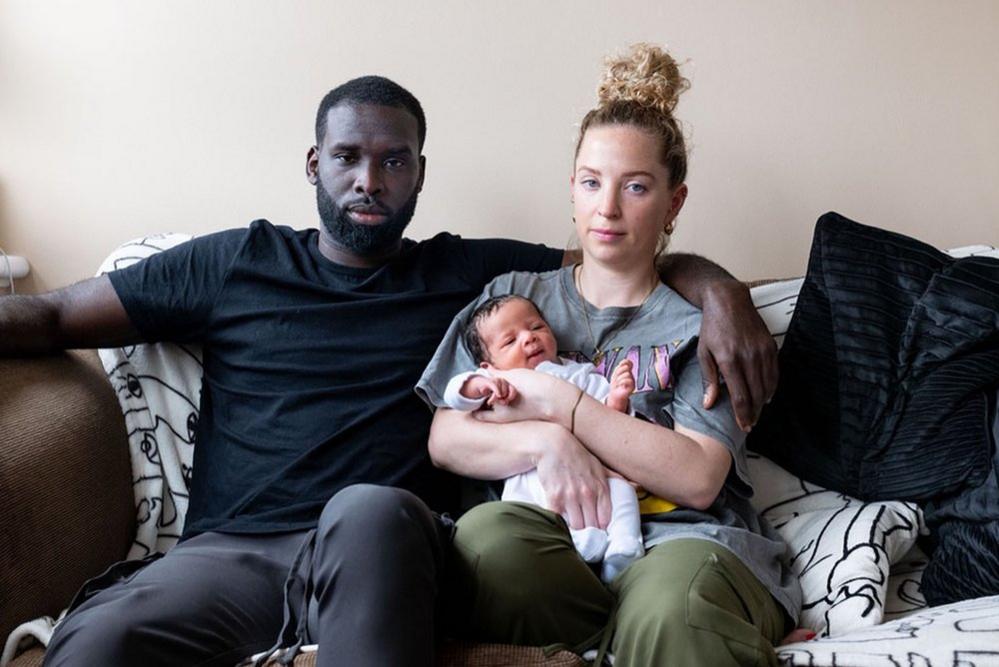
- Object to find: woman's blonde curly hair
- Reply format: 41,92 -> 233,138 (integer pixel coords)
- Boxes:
576,43 -> 690,188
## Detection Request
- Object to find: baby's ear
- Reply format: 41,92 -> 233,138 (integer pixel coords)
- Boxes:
480,361 -> 494,370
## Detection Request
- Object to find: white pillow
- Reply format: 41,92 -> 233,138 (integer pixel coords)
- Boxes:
747,453 -> 923,637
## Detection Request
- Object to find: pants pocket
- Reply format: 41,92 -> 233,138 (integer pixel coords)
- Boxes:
65,552 -> 164,615
685,553 -> 776,667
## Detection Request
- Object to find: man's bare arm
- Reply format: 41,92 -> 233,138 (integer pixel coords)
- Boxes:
0,275 -> 142,356
658,253 -> 778,431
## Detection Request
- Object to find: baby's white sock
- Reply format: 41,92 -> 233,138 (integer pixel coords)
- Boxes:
571,527 -> 608,563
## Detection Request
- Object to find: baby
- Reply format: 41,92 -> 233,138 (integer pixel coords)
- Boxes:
443,294 -> 644,582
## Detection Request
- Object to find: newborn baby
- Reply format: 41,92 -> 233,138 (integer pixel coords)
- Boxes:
443,294 -> 644,582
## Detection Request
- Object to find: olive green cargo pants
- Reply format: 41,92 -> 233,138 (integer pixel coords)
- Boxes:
445,502 -> 787,667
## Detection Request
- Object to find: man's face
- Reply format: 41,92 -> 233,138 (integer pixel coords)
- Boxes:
307,103 -> 425,257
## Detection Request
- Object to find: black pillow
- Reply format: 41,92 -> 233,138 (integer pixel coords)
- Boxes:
748,212 -> 999,604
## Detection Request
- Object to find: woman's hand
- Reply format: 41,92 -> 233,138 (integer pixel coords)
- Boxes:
698,281 -> 778,432
471,368 -> 578,425
532,422 -> 613,530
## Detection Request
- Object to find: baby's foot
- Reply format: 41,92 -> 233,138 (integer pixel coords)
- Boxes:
606,360 -> 635,413
600,536 -> 644,583
572,527 -> 609,563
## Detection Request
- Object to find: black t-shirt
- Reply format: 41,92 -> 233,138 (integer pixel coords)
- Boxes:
108,220 -> 562,537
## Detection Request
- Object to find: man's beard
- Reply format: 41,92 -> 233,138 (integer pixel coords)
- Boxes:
316,181 -> 418,257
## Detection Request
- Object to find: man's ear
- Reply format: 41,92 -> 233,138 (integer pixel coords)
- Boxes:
306,146 -> 320,185
416,155 -> 427,193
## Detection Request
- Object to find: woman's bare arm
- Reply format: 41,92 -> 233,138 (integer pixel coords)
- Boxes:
429,407 -> 615,529
476,369 -> 732,510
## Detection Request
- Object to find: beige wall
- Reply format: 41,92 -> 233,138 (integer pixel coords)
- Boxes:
2,0 -> 997,294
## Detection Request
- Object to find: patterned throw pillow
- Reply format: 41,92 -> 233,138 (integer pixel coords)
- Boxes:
748,454 -> 923,637
96,233 -> 203,560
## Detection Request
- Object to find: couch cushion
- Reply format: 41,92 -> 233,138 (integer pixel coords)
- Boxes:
776,594 -> 999,666
0,351 -> 133,649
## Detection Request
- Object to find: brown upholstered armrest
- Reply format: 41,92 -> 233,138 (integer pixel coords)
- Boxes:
0,350 -> 134,642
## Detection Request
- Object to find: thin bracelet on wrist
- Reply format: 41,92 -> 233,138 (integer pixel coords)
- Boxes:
569,386 -> 585,435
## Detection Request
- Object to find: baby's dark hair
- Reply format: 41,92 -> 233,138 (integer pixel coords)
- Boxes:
463,295 -> 544,364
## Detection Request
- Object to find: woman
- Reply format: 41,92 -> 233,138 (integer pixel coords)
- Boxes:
418,44 -> 801,666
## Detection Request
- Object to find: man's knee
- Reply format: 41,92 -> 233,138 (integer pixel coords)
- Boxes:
317,484 -> 436,541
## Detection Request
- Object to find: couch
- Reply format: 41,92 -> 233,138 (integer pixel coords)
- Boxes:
0,349 -> 591,667
4,237 -> 999,666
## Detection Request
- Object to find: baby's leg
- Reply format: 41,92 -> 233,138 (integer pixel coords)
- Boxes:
502,472 -> 608,563
601,478 -> 645,582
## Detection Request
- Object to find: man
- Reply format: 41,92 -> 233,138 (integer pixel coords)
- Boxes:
1,76 -> 776,666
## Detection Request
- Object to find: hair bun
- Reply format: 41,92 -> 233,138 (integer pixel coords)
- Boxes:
597,43 -> 689,116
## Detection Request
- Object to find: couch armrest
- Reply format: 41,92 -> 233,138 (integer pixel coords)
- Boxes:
0,350 -> 134,642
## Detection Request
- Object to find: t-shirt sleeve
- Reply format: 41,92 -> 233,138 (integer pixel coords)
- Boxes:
457,238 -> 563,289
667,349 -> 753,497
416,272 -> 522,409
107,230 -> 246,343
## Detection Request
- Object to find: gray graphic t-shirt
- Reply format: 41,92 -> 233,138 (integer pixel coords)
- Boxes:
416,267 -> 801,622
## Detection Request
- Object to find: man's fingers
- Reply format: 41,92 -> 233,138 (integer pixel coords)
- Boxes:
699,349 -> 720,409
720,361 -> 753,432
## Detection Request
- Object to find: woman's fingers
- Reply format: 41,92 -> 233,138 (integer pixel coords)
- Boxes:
562,499 -> 584,531
535,431 -> 611,529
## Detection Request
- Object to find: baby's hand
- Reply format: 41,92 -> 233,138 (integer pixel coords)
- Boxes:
461,375 -> 519,407
606,360 -> 635,413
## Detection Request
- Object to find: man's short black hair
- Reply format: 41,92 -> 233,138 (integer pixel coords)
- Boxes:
315,76 -> 426,149
463,295 -> 543,364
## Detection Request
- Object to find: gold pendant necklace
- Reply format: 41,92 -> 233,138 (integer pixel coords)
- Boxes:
572,264 -> 658,366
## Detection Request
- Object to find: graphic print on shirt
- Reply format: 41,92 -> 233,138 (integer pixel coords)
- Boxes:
564,340 -> 684,515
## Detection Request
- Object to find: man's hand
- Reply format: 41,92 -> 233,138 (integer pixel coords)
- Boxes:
698,281 -> 778,432
534,423 -> 612,530
461,375 -> 518,407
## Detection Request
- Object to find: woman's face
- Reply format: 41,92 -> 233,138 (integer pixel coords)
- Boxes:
571,125 -> 686,268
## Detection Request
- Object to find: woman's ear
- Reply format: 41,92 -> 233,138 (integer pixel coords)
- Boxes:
665,183 -> 688,229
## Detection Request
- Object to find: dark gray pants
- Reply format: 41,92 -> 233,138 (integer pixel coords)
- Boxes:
44,484 -> 452,667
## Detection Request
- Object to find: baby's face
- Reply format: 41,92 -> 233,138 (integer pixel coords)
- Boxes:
479,299 -> 558,370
